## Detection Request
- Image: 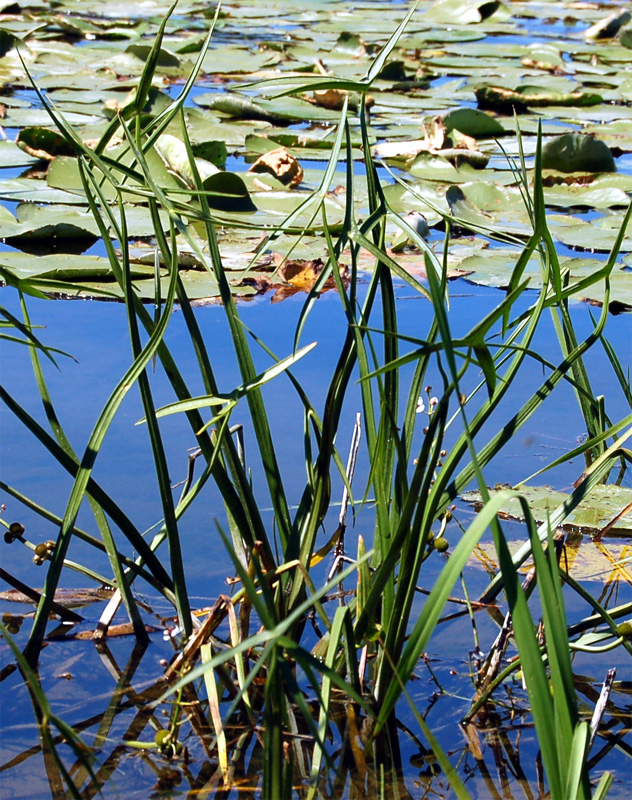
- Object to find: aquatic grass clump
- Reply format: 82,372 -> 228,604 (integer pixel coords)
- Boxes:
1,2 -> 631,797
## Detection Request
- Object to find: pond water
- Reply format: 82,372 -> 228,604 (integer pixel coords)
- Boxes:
2,277 -> 631,799
1,0 -> 632,797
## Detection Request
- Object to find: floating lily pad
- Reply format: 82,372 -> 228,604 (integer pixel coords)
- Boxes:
475,84 -> 604,110
0,0 -> 630,311
541,134 -> 616,174
16,126 -> 76,160
462,484 -> 632,536
442,108 -> 505,138
469,539 -> 632,582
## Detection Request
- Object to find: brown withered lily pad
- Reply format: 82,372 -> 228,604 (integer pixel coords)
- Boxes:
248,147 -> 304,188
242,256 -> 349,302
48,622 -> 160,640
0,585 -> 116,608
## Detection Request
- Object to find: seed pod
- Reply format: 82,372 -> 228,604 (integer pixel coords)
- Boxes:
616,621 -> 632,637
9,522 -> 25,536
34,543 -> 48,557
435,537 -> 449,553
33,555 -> 44,566
45,540 -> 56,551
155,730 -> 170,747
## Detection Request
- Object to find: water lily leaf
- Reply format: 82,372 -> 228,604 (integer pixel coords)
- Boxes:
240,255 -> 347,302
446,183 -> 531,236
0,177 -> 86,204
621,28 -> 632,49
541,133 -> 615,173
16,127 -> 75,161
469,539 -> 632,582
190,139 -> 227,169
103,86 -> 172,118
462,484 -> 632,535
183,107 -> 258,149
0,251 -> 153,281
335,32 -> 369,57
442,107 -> 505,138
521,44 -> 565,71
0,28 -> 18,57
475,84 -> 604,110
155,133 -> 219,184
125,43 -> 179,67
382,182 -> 446,225
0,203 -> 100,244
194,92 -> 319,125
584,9 -> 631,41
425,0 -> 509,25
551,212 -> 632,252
544,184 -> 629,209
0,107 -> 100,128
200,171 -> 256,212
0,140 -> 39,168
205,91 -> 342,123
376,60 -> 408,81
406,153 -> 478,182
447,184 -> 493,227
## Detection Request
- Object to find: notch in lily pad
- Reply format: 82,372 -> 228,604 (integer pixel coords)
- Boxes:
542,134 -> 615,174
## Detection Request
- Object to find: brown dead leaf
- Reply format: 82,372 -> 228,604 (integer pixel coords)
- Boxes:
240,254 -> 348,301
248,147 -> 303,188
277,257 -> 325,289
50,623 -> 160,640
307,88 -> 374,112
311,89 -> 349,111
420,117 -> 447,151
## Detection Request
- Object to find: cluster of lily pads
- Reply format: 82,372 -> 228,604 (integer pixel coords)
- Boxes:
0,0 -> 630,306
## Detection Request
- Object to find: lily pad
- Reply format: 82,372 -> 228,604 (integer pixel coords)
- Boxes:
462,484 -> 632,536
475,84 -> 604,110
16,126 -> 76,160
469,539 -> 632,582
541,134 -> 616,174
442,108 -> 505,138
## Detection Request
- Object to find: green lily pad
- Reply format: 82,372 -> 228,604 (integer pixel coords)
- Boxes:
125,43 -> 179,67
475,84 -> 604,110
584,9 -> 631,42
541,134 -> 616,173
442,108 -> 505,138
16,126 -> 76,160
424,0 -> 510,25
0,28 -> 18,58
0,140 -> 39,168
462,484 -> 632,536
